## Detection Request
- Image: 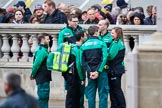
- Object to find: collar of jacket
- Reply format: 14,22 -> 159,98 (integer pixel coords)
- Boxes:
67,25 -> 81,31
39,44 -> 48,49
50,9 -> 59,17
100,30 -> 109,37
89,36 -> 99,39
8,88 -> 25,97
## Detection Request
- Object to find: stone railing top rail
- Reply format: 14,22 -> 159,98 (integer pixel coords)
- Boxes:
0,24 -> 156,35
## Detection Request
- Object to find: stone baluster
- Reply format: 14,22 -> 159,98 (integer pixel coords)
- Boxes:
124,35 -> 131,54
51,34 -> 58,52
1,34 -> 10,61
31,34 -> 38,53
20,34 -> 30,62
132,35 -> 139,53
0,35 -> 2,58
10,34 -> 20,62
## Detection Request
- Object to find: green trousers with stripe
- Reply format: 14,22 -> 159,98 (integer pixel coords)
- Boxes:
37,82 -> 50,108
85,70 -> 109,108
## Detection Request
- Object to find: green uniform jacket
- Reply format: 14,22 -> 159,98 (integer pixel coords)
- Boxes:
107,39 -> 125,75
99,31 -> 113,48
57,26 -> 84,46
71,44 -> 86,81
31,45 -> 51,84
80,36 -> 107,73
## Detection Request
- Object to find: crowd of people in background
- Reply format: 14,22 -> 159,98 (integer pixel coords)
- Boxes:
0,0 -> 157,25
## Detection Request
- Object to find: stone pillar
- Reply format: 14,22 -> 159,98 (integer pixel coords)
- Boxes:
124,35 -> 131,54
1,34 -> 10,61
0,35 -> 2,58
132,35 -> 138,53
10,34 -> 20,62
51,34 -> 57,52
30,34 -> 38,53
137,1 -> 162,108
20,34 -> 30,62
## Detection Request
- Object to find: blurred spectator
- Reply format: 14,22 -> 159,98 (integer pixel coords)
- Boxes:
33,4 -> 46,23
144,6 -> 157,25
57,3 -> 68,14
70,7 -> 82,21
6,7 -> 15,14
146,5 -> 153,17
151,6 -> 157,25
116,14 -> 128,25
126,10 -> 135,24
14,1 -> 32,22
0,73 -> 41,108
79,11 -> 88,24
84,8 -> 99,24
134,6 -> 145,19
130,13 -> 144,25
12,9 -> 26,24
4,13 -> 14,23
43,0 -> 67,24
0,8 -> 6,23
101,4 -> 115,24
91,4 -> 105,20
116,0 -> 128,9
30,14 -> 41,24
111,7 -> 121,23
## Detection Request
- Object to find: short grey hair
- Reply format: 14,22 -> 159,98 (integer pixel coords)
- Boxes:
3,73 -> 21,89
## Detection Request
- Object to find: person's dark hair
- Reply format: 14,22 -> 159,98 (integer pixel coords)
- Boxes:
88,26 -> 99,36
14,9 -> 24,16
75,30 -> 85,41
44,0 -> 56,9
38,33 -> 49,43
67,14 -> 78,21
4,73 -> 21,90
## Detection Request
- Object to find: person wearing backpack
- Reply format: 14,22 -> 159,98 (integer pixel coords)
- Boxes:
30,33 -> 52,108
80,26 -> 109,108
61,30 -> 86,108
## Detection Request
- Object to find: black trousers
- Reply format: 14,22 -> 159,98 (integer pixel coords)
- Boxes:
108,74 -> 126,108
64,73 -> 80,108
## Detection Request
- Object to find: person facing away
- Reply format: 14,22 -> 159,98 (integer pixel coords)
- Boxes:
80,26 -> 109,108
0,73 -> 41,108
61,30 -> 86,108
108,27 -> 126,108
30,33 -> 52,108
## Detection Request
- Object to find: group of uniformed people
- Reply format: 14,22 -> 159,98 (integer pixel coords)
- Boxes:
58,14 -> 126,108
30,13 -> 126,108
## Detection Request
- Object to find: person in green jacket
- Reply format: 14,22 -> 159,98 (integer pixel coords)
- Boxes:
80,26 -> 109,108
108,27 -> 126,108
62,30 -> 86,108
30,33 -> 52,108
98,19 -> 113,48
57,14 -> 84,46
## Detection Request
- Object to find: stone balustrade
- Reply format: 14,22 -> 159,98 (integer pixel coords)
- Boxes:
0,24 -> 156,63
0,24 -> 157,102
